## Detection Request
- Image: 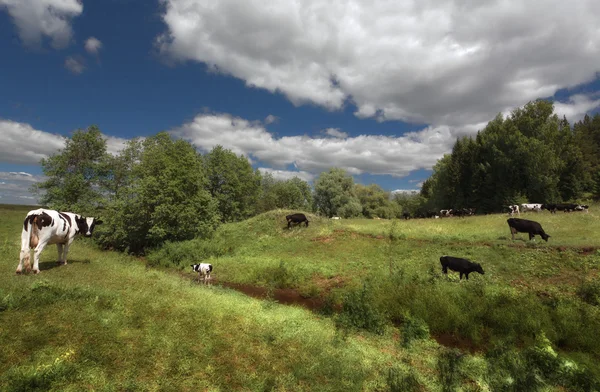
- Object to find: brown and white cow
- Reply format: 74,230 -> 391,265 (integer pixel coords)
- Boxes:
17,208 -> 102,274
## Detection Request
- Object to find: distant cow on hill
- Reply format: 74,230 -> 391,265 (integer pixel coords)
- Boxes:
440,255 -> 485,280
508,205 -> 520,216
507,218 -> 550,242
286,213 -> 309,229
520,203 -> 542,213
17,208 -> 103,274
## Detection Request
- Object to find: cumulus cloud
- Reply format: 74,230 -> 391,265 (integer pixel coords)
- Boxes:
0,0 -> 82,49
258,168 -> 315,183
169,112 -> 457,178
553,94 -> 600,123
0,171 -> 45,205
65,55 -> 85,74
157,0 -> 600,128
0,120 -> 67,164
0,119 -> 132,165
323,128 -> 348,139
84,36 -> 102,55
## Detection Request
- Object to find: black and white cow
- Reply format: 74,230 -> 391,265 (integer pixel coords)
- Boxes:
286,213 -> 309,228
191,263 -> 213,284
440,255 -> 485,280
507,218 -> 550,242
520,203 -> 543,213
508,205 -> 520,216
17,208 -> 102,274
575,205 -> 589,213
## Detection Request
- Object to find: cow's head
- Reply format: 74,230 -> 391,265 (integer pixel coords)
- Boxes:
474,263 -> 485,275
76,216 -> 103,237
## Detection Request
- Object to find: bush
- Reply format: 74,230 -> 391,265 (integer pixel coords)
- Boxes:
401,312 -> 430,347
387,367 -> 423,392
335,283 -> 388,335
576,280 -> 600,306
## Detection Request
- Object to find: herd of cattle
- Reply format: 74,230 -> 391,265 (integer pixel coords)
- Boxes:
14,204 -> 590,282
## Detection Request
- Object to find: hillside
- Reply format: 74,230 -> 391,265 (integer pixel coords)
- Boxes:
2,205 -> 600,391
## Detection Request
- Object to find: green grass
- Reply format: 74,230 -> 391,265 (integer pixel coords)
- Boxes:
2,205 -> 600,390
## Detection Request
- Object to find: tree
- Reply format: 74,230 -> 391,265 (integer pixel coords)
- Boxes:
33,125 -> 109,215
355,184 -> 394,218
97,132 -> 219,253
313,168 -> 362,218
204,146 -> 262,222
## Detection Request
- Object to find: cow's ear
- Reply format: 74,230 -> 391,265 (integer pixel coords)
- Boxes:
95,220 -> 103,225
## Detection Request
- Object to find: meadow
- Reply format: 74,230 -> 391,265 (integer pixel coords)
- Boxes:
1,204 -> 600,391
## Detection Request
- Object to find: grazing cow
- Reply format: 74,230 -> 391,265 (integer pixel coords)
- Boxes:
575,205 -> 589,213
17,208 -> 103,274
286,213 -> 309,229
191,263 -> 213,284
541,204 -> 557,213
402,212 -> 411,220
507,218 -> 550,242
520,203 -> 543,213
440,255 -> 485,280
555,203 -> 580,213
508,205 -> 520,216
440,209 -> 453,217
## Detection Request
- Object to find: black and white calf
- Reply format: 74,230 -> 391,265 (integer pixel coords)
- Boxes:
440,256 -> 485,280
191,263 -> 213,284
17,208 -> 102,274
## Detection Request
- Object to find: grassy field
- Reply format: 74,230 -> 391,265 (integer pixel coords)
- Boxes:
2,204 -> 600,391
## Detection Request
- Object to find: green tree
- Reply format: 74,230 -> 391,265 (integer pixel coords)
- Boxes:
313,168 -> 362,218
204,146 -> 262,222
355,184 -> 394,218
97,132 -> 219,253
33,125 -> 109,215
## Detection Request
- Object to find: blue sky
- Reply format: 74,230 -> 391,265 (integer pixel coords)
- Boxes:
1,0 -> 599,205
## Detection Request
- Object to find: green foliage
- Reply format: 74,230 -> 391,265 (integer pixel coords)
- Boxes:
313,168 -> 362,218
336,283 -> 388,335
96,132 -> 220,253
422,101 -> 599,212
576,279 -> 600,306
33,125 -> 110,215
204,145 -> 262,222
257,172 -> 313,212
437,348 -> 464,392
354,184 -> 395,218
387,367 -> 424,392
401,312 -> 430,347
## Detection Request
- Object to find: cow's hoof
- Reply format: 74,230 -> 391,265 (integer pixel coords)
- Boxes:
16,270 -> 22,275
33,270 -> 40,274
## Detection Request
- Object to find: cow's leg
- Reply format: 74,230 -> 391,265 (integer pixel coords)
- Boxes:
465,273 -> 469,280
459,272 -> 463,280
57,244 -> 64,264
17,249 -> 30,274
32,243 -> 48,274
510,227 -> 516,240
529,233 -> 534,241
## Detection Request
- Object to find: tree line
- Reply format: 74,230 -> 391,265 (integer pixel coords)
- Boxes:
416,100 -> 600,214
33,130 -> 409,253
33,99 -> 599,252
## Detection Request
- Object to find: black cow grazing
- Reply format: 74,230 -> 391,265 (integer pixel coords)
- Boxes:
541,204 -> 556,213
556,203 -> 580,213
402,212 -> 411,220
440,256 -> 485,280
507,218 -> 550,242
286,213 -> 309,229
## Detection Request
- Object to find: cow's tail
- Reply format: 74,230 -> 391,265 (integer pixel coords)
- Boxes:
20,215 -> 37,272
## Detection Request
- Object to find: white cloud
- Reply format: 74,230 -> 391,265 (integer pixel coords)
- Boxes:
258,168 -> 315,183
391,189 -> 420,195
84,36 -> 102,55
264,114 -> 278,124
0,171 -> 45,205
157,0 -> 600,128
553,94 -> 600,123
169,112 -> 456,178
323,128 -> 348,139
65,55 -> 85,74
0,120 -> 67,164
0,0 -> 82,49
0,119 -> 132,165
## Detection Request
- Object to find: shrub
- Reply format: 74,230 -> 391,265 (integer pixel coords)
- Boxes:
576,279 -> 600,306
401,312 -> 430,347
335,283 -> 388,335
387,367 -> 423,392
